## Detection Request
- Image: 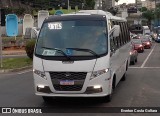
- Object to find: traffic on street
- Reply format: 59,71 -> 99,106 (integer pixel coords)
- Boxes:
0,42 -> 160,111
1,0 -> 160,115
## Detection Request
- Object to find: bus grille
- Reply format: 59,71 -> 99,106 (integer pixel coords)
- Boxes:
50,72 -> 87,91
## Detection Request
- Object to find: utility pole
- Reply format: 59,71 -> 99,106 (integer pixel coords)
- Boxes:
0,25 -> 2,68
68,0 -> 70,12
0,9 -> 3,68
154,0 -> 157,27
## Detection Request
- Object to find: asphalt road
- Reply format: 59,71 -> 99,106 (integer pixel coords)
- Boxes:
0,42 -> 160,115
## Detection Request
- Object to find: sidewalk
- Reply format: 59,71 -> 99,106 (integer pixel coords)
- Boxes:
2,50 -> 26,55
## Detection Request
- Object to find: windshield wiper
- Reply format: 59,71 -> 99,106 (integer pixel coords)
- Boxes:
42,47 -> 71,60
66,48 -> 100,58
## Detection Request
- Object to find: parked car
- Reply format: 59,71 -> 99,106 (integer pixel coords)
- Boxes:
131,39 -> 144,53
130,45 -> 138,65
142,38 -> 152,49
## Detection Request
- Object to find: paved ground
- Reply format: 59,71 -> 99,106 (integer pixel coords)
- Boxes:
0,42 -> 160,116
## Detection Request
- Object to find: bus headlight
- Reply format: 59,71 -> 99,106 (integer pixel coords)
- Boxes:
91,69 -> 109,80
33,69 -> 46,80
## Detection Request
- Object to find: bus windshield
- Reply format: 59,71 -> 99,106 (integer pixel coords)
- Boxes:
35,20 -> 108,57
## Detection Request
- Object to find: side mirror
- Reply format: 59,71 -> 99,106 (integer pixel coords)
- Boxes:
110,25 -> 120,37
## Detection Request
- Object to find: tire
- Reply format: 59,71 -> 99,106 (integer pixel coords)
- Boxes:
103,92 -> 112,102
135,58 -> 137,63
131,60 -> 135,65
103,86 -> 113,103
121,72 -> 126,81
42,96 -> 53,102
141,49 -> 144,53
103,76 -> 116,103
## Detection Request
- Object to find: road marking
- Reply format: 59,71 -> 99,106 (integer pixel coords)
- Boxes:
129,67 -> 142,69
140,44 -> 156,68
129,67 -> 160,69
17,70 -> 32,75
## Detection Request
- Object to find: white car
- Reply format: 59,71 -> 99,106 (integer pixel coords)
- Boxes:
145,35 -> 152,42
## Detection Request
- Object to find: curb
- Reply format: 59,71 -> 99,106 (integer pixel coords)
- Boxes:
0,66 -> 32,73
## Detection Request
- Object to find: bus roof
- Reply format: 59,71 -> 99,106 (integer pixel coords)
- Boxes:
45,10 -> 126,22
44,14 -> 107,23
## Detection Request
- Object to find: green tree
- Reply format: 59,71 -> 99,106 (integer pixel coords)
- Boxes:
142,10 -> 154,28
154,7 -> 160,25
84,0 -> 95,9
154,7 -> 160,19
141,7 -> 148,12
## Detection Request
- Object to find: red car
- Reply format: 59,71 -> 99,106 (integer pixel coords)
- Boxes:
131,39 -> 144,53
142,38 -> 152,49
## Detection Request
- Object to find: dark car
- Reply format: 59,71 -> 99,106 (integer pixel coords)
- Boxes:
142,38 -> 152,49
155,34 -> 160,43
131,39 -> 144,53
130,45 -> 138,65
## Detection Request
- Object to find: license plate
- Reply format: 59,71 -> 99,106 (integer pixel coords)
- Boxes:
60,80 -> 74,85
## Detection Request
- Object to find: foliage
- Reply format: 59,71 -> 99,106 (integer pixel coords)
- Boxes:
0,58 -> 32,69
142,10 -> 154,28
5,7 -> 25,16
84,0 -> 95,10
140,7 -> 148,12
154,7 -> 160,19
25,39 -> 36,59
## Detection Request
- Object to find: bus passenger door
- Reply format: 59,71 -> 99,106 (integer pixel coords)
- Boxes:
110,35 -> 120,84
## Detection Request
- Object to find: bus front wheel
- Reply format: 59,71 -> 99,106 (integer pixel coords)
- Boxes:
103,76 -> 116,102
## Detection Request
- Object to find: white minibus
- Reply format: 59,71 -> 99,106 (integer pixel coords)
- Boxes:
33,10 -> 131,102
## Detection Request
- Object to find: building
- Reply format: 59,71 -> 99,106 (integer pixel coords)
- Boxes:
142,0 -> 155,10
136,0 -> 142,9
156,0 -> 160,4
94,0 -> 102,9
142,1 -> 148,8
101,0 -> 115,11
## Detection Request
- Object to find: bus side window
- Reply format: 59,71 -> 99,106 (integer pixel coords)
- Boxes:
110,33 -> 117,54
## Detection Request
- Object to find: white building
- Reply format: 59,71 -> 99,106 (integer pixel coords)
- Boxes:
136,0 -> 142,9
156,0 -> 160,4
142,0 -> 155,10
94,0 -> 102,10
101,0 -> 115,10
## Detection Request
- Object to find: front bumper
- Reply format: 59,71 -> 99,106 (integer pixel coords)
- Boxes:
33,71 -> 111,97
144,44 -> 151,48
134,47 -> 143,52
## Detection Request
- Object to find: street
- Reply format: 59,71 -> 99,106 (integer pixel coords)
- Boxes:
0,42 -> 160,115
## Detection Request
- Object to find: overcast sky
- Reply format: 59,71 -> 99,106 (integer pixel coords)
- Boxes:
118,0 -> 135,4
